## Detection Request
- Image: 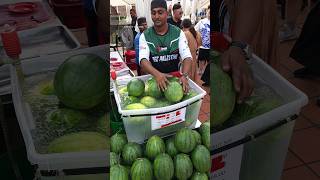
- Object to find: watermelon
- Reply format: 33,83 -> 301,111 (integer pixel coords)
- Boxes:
46,108 -> 89,130
110,152 -> 120,166
164,81 -> 184,103
168,76 -> 180,82
47,132 -> 108,153
125,103 -> 147,110
54,54 -> 107,110
174,154 -> 193,180
192,130 -> 202,145
182,90 -> 198,101
127,79 -> 145,97
211,63 -> 236,127
119,86 -> 128,96
166,137 -> 178,157
145,77 -> 163,98
122,142 -> 143,165
111,133 -> 127,154
174,128 -> 196,153
191,145 -> 211,173
153,98 -> 172,108
199,122 -> 210,149
131,158 -> 153,180
191,172 -> 209,180
140,96 -> 157,108
154,153 -> 174,180
38,80 -> 55,95
110,164 -> 129,180
122,96 -> 140,107
145,135 -> 165,160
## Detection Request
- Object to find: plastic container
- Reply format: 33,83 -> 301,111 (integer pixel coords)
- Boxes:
113,75 -> 206,143
50,0 -> 86,29
210,54 -> 308,180
10,45 -> 109,172
124,50 -> 137,70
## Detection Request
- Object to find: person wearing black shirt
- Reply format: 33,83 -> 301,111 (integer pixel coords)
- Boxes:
167,3 -> 182,29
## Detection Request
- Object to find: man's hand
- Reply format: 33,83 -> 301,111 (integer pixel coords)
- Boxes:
179,76 -> 189,94
155,72 -> 171,91
221,46 -> 254,103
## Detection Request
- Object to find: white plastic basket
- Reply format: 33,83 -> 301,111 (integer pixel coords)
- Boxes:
113,74 -> 207,143
10,45 -> 109,171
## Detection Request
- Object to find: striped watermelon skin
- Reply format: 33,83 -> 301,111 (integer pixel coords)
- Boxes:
131,158 -> 153,180
166,137 -> 178,157
122,142 -> 143,165
191,172 -> 209,180
174,153 -> 194,180
191,145 -> 211,173
146,135 -> 165,160
111,133 -> 127,154
110,164 -> 129,180
153,153 -> 174,180
192,130 -> 202,145
174,128 -> 196,153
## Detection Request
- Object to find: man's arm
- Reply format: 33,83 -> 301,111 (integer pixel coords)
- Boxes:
179,31 -> 192,93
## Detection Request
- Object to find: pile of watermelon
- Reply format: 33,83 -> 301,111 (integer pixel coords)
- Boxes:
211,51 -> 283,131
110,122 -> 211,180
118,77 -> 198,110
33,53 -> 109,153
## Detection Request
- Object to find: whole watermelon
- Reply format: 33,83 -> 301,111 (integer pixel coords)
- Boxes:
54,54 -> 107,110
154,153 -> 174,180
211,63 -> 236,127
110,152 -> 120,166
174,128 -> 196,153
164,81 -> 184,103
131,158 -> 153,180
127,78 -> 145,97
122,142 -> 143,165
192,130 -> 202,145
191,172 -> 209,180
191,145 -> 211,173
166,137 -> 178,157
47,132 -> 108,153
182,90 -> 198,101
110,164 -> 129,180
174,153 -> 193,180
140,96 -> 157,108
199,122 -> 210,149
145,135 -> 165,160
111,133 -> 127,154
145,77 -> 162,98
122,96 -> 140,107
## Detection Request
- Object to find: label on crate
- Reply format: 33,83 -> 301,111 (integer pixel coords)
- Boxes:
151,108 -> 186,130
210,145 -> 244,180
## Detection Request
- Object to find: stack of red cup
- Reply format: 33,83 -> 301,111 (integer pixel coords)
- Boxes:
1,24 -> 21,58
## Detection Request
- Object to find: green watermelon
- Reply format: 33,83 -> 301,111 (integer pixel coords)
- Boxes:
122,96 -> 140,107
47,132 -> 108,153
191,145 -> 211,173
140,96 -> 157,108
168,76 -> 180,82
110,164 -> 129,180
119,86 -> 128,96
174,128 -> 196,153
154,153 -> 174,180
54,54 -> 107,110
145,135 -> 165,160
111,133 -> 127,154
211,63 -> 236,127
145,77 -> 163,98
182,90 -> 198,101
110,152 -> 120,166
192,130 -> 202,145
125,103 -> 147,110
199,122 -> 210,149
131,158 -> 153,180
38,80 -> 55,95
174,154 -> 193,180
122,142 -> 143,165
166,137 -> 178,157
164,81 -> 184,103
46,108 -> 89,130
127,79 -> 145,97
191,172 -> 209,180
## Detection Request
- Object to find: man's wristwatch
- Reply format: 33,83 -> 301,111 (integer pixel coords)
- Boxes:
181,72 -> 189,79
230,41 -> 253,60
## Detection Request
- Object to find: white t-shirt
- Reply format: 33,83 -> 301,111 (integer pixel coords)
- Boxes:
195,18 -> 211,49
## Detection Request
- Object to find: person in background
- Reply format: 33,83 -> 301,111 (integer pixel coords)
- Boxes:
181,18 -> 202,81
139,0 -> 192,93
134,17 -> 148,76
167,3 -> 183,28
83,0 -> 99,46
130,8 -> 138,38
195,5 -> 210,85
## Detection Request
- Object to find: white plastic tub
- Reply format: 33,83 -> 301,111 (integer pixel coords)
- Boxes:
210,54 -> 308,180
113,74 -> 207,143
10,45 -> 109,172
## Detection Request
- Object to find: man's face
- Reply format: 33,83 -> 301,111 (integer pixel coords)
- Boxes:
173,8 -> 183,20
130,10 -> 136,17
139,22 -> 148,32
151,7 -> 168,27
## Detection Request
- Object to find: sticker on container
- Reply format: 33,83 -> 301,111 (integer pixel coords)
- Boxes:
210,145 -> 244,180
151,107 -> 186,130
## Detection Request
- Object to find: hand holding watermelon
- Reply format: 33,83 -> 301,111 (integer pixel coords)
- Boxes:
154,72 -> 172,91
